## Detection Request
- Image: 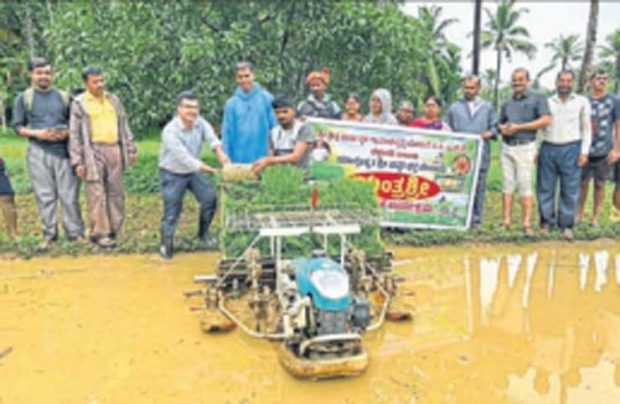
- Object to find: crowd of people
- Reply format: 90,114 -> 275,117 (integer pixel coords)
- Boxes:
0,58 -> 619,259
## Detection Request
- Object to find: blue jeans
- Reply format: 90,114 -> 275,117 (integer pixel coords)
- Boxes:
159,168 -> 217,239
0,159 -> 14,196
536,141 -> 581,229
472,140 -> 491,226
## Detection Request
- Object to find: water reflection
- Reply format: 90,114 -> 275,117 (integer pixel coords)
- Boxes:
3,246 -> 620,403
456,248 -> 620,403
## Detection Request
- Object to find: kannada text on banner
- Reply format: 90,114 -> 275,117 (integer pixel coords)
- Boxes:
307,118 -> 483,230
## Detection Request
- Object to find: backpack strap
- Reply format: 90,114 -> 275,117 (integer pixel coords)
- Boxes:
24,88 -> 70,112
57,89 -> 70,109
22,87 -> 71,127
23,87 -> 34,115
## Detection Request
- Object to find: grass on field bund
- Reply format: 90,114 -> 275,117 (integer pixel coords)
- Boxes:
0,130 -> 618,258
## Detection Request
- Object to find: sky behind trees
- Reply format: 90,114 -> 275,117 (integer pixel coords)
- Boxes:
402,1 -> 620,89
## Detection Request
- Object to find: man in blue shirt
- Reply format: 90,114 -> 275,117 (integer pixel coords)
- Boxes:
221,61 -> 277,163
159,91 -> 230,259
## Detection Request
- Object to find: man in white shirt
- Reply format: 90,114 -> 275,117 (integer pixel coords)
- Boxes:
158,91 -> 230,258
537,71 -> 592,240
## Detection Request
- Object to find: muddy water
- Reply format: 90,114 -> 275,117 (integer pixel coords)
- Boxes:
2,241 -> 620,403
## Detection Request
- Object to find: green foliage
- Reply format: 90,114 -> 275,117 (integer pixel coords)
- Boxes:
545,34 -> 584,71
480,0 -> 536,108
318,178 -> 378,210
221,165 -> 383,258
0,1 -> 465,136
416,5 -> 461,100
0,2 -> 48,118
2,136 -> 620,258
599,29 -> 620,93
255,165 -> 307,206
123,153 -> 160,194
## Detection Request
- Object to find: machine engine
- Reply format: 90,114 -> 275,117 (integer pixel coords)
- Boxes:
292,256 -> 371,337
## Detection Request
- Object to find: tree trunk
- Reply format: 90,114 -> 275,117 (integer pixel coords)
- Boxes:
0,99 -> 5,132
578,0 -> 600,93
25,1 -> 35,59
494,48 -> 502,110
472,0 -> 482,75
45,0 -> 54,25
277,1 -> 297,89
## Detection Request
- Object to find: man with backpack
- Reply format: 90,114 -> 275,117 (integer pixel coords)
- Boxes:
13,57 -> 84,248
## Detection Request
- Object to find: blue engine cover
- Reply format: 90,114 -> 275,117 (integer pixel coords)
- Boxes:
292,257 -> 351,311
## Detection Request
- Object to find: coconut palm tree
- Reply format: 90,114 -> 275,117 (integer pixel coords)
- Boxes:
545,34 -> 583,71
577,0 -> 599,92
480,68 -> 497,101
481,0 -> 536,109
599,29 -> 620,93
418,5 -> 459,96
472,0 -> 483,75
531,65 -> 555,91
418,5 -> 458,44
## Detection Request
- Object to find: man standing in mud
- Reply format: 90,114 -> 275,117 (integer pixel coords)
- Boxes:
446,75 -> 497,229
158,91 -> 230,259
69,67 -> 137,248
13,57 -> 84,248
576,70 -> 620,227
221,61 -> 277,163
537,71 -> 591,241
498,68 -> 551,236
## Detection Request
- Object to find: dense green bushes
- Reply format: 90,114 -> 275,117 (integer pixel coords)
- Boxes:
2,1 -> 462,136
221,165 -> 384,257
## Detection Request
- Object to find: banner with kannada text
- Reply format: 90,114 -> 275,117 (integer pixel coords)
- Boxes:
307,118 -> 483,230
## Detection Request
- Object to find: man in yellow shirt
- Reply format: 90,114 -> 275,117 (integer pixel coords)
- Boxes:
69,67 -> 137,248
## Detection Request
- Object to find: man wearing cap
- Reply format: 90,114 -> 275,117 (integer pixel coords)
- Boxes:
297,68 -> 341,119
159,91 -> 230,259
252,95 -> 315,174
